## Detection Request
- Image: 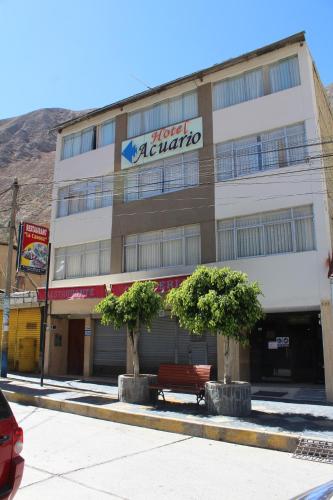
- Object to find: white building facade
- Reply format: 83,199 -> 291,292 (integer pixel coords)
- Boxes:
43,32 -> 333,400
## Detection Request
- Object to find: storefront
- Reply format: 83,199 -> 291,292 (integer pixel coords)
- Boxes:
250,311 -> 324,384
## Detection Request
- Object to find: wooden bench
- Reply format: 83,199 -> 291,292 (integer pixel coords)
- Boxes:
149,364 -> 212,404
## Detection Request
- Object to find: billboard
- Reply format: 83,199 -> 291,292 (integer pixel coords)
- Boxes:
17,222 -> 49,274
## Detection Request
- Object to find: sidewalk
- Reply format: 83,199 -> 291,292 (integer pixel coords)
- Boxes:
2,375 -> 333,454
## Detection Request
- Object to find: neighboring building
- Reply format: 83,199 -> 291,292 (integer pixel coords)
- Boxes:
0,292 -> 41,372
44,32 -> 333,400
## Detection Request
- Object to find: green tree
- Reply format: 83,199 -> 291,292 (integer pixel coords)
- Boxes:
95,281 -> 162,377
166,266 -> 263,384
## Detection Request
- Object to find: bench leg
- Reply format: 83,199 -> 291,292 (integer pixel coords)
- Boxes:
196,390 -> 205,405
158,389 -> 165,401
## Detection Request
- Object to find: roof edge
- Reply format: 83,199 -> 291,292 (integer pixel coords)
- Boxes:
55,31 -> 306,132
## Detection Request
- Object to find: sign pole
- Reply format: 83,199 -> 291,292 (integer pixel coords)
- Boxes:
40,242 -> 51,387
0,178 -> 19,378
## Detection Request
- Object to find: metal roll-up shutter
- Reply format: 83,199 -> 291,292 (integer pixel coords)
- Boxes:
93,320 -> 126,376
139,314 -> 177,373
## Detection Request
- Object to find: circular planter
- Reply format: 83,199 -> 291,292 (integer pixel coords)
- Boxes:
118,374 -> 152,404
142,374 -> 159,403
205,381 -> 251,417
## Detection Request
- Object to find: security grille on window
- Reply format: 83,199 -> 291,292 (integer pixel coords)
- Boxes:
213,56 -> 300,111
54,240 -> 111,280
127,91 -> 198,137
57,176 -> 113,217
124,152 -> 199,202
217,205 -> 315,261
124,225 -> 201,272
61,127 -> 96,160
216,123 -> 306,181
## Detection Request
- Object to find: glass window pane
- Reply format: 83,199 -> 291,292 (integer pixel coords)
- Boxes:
269,56 -> 300,93
234,136 -> 259,177
139,242 -> 160,270
128,112 -> 142,137
72,133 -> 81,156
164,156 -> 183,192
183,92 -> 198,120
184,152 -> 199,186
100,121 -> 115,147
185,235 -> 200,264
163,239 -> 183,267
265,222 -> 293,254
57,186 -> 69,217
101,176 -> 113,207
125,172 -> 138,202
286,123 -> 306,164
81,128 -> 95,153
169,96 -> 183,125
125,245 -> 137,272
295,218 -> 315,251
84,242 -> 99,276
245,68 -> 264,100
139,168 -> 162,199
54,250 -> 65,280
237,226 -> 262,257
216,142 -> 233,180
62,136 -> 73,160
100,243 -> 111,274
218,229 -> 234,261
66,246 -> 82,278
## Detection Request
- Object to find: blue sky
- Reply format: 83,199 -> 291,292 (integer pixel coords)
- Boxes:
1,0 -> 332,119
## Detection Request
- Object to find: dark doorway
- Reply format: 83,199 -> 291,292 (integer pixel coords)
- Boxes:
250,311 -> 324,384
68,319 -> 84,375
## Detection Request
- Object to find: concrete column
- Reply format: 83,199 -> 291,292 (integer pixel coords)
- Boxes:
43,313 -> 52,376
320,300 -> 333,402
217,336 -> 250,382
83,317 -> 94,377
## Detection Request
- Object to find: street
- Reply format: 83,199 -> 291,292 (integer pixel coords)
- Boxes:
11,402 -> 333,500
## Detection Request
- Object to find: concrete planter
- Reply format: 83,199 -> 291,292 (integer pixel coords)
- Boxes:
205,381 -> 251,417
118,374 -> 157,404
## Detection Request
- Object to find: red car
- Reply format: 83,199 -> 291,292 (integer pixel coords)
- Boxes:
0,392 -> 24,499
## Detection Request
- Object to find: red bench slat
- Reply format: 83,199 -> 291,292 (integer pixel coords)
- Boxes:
153,364 -> 212,392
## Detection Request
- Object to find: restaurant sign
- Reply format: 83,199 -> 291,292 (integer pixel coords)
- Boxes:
121,117 -> 203,169
37,285 -> 107,301
17,222 -> 49,275
111,275 -> 189,296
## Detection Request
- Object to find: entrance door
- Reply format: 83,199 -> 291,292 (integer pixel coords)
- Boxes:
67,319 -> 84,375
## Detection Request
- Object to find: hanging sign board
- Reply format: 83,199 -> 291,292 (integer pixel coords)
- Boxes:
121,117 -> 203,169
17,222 -> 49,275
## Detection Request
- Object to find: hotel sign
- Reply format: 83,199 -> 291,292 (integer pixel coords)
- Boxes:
121,117 -> 203,169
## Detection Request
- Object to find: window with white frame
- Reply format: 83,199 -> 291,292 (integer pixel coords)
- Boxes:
124,224 -> 201,272
216,123 -> 306,181
213,55 -> 300,111
98,120 -> 115,147
124,151 -> 199,202
57,176 -> 113,217
217,205 -> 315,262
127,91 -> 198,137
61,127 -> 96,160
54,240 -> 111,280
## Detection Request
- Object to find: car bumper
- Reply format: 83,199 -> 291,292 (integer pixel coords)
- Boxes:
0,456 -> 25,500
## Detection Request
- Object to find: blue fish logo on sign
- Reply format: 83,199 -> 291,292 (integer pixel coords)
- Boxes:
122,141 -> 138,164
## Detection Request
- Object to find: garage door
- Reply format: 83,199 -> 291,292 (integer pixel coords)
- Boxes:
93,320 -> 126,376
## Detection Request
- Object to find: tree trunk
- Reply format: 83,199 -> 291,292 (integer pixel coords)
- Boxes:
132,329 -> 140,377
224,336 -> 232,384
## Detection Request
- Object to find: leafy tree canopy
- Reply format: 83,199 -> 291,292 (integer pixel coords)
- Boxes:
166,266 -> 263,345
95,280 -> 162,332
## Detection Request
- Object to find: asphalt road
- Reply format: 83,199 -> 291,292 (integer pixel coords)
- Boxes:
11,402 -> 333,500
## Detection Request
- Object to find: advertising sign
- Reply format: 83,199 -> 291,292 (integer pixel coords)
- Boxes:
121,117 -> 203,169
37,285 -> 107,301
276,337 -> 290,348
111,275 -> 189,296
18,223 -> 49,275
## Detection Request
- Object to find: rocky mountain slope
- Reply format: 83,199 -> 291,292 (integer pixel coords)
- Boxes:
0,108 -> 81,240
327,83 -> 333,109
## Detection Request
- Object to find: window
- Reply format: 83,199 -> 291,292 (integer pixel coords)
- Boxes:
269,56 -> 301,93
216,123 -> 306,181
99,120 -> 115,147
213,55 -> 300,111
57,176 -> 113,217
127,91 -> 198,137
213,68 -> 264,110
124,224 -> 201,272
124,152 -> 199,202
217,205 -> 315,261
61,127 -> 96,160
54,240 -> 111,280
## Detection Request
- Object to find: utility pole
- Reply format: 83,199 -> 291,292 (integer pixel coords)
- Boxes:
0,178 -> 19,377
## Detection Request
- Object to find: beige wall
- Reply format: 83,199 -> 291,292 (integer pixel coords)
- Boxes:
45,317 -> 69,376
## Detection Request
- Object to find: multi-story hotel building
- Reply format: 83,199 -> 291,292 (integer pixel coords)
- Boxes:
43,32 -> 333,400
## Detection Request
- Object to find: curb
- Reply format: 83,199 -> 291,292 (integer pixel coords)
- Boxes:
4,389 -> 299,453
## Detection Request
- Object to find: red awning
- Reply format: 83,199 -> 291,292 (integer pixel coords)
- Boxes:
111,275 -> 188,296
37,285 -> 107,301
